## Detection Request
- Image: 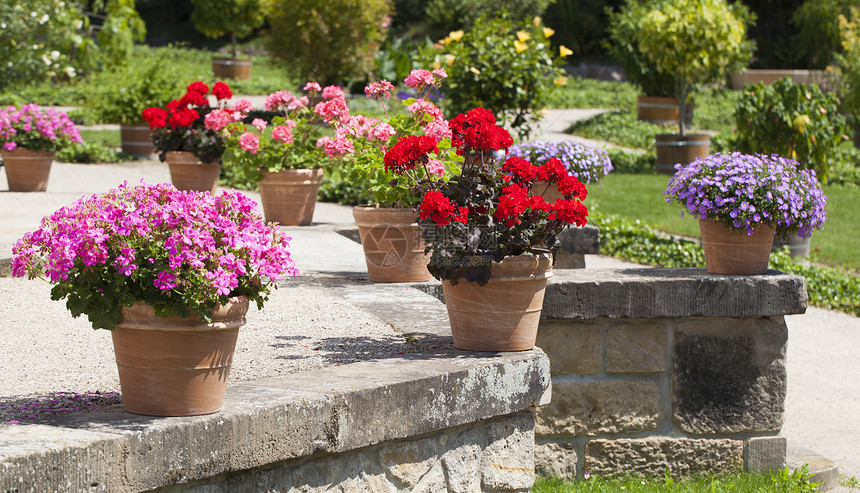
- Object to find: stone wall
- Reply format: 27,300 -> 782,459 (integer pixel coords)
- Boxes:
159,412 -> 536,493
533,268 -> 806,479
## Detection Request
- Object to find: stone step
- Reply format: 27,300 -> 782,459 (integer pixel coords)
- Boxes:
787,444 -> 839,491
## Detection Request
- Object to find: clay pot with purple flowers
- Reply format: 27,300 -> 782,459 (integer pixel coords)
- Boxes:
665,152 -> 827,275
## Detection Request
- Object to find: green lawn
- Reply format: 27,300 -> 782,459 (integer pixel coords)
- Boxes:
588,173 -> 860,273
79,129 -> 121,147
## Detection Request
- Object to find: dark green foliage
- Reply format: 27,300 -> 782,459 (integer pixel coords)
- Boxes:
733,77 -> 849,182
547,78 -> 638,110
423,0 -> 554,39
190,0 -> 265,58
606,148 -> 656,174
790,0 -> 857,69
56,142 -> 133,164
544,0 -> 624,61
264,0 -> 393,86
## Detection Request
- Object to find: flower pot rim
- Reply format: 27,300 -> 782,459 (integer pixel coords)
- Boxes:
353,204 -> 416,212
116,296 -> 249,332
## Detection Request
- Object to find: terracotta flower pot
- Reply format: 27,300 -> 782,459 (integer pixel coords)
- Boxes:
352,206 -> 433,282
1,148 -> 54,192
165,151 -> 221,194
120,121 -> 156,158
699,219 -> 775,275
442,253 -> 553,351
112,297 -> 249,416
655,134 -> 711,174
257,168 -> 324,226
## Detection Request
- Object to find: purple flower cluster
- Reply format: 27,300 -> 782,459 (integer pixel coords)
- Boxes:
665,152 -> 827,237
12,182 -> 299,329
508,140 -> 613,184
0,104 -> 82,152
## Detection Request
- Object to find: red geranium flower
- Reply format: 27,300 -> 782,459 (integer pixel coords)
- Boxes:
449,108 -> 513,154
212,82 -> 232,101
548,198 -> 589,226
419,190 -> 467,226
187,81 -> 209,95
536,158 -> 568,183
502,156 -> 538,183
557,175 -> 588,200
383,135 -> 439,174
142,107 -> 167,129
168,107 -> 199,129
494,184 -> 530,227
180,90 -> 208,108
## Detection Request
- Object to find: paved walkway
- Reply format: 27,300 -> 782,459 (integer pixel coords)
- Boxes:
0,107 -> 858,489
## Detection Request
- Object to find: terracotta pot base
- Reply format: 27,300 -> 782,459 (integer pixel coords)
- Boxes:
353,206 -> 432,282
165,151 -> 220,194
699,219 -> 775,275
1,149 -> 54,192
112,297 -> 248,416
442,253 -> 552,351
257,168 -> 324,226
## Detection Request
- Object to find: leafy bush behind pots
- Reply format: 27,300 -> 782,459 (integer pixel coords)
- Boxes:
190,0 -> 265,58
85,61 -> 185,124
733,77 -> 849,182
264,0 -> 393,86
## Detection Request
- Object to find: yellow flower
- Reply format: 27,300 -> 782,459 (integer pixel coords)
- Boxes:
516,31 -> 531,43
470,66 -> 481,75
514,40 -> 529,53
445,54 -> 456,66
554,76 -> 568,86
533,16 -> 542,27
449,30 -> 464,41
432,60 -> 441,69
439,36 -> 451,45
543,27 -> 555,38
559,45 -> 573,57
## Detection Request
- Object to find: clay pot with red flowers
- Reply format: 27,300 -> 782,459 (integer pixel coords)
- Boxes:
386,107 -> 590,351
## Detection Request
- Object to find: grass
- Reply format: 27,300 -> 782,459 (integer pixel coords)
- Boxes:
531,467 -> 819,492
566,111 -> 670,151
548,78 -> 639,110
587,173 -> 860,272
79,129 -> 121,148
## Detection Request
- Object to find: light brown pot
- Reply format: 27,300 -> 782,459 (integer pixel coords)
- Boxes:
120,121 -> 156,158
165,151 -> 221,194
636,96 -> 694,126
257,168 -> 324,226
655,134 -> 711,174
442,253 -> 553,351
1,148 -> 54,192
699,219 -> 775,275
352,206 -> 433,283
112,297 -> 249,416
532,180 -> 563,202
212,57 -> 252,80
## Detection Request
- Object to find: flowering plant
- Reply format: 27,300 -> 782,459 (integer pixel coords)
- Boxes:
0,104 -> 82,152
220,83 -> 332,187
387,107 -> 589,284
142,81 -> 242,163
326,69 -> 454,208
664,152 -> 827,239
508,141 -> 613,184
11,183 -> 298,330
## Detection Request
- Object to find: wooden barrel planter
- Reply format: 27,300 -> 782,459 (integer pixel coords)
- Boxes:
655,134 -> 711,174
212,57 -> 253,81
120,122 -> 156,158
636,96 -> 694,127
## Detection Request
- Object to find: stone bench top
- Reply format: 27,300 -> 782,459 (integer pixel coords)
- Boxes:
546,268 -> 808,319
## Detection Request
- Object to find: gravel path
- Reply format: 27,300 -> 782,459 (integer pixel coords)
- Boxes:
0,275 -> 417,422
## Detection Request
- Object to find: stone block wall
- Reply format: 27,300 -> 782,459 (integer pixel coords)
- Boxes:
161,412 -> 536,493
534,268 -> 806,479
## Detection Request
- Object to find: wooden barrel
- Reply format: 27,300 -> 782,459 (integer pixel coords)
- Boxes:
212,57 -> 252,80
637,96 -> 694,127
655,134 -> 711,174
120,122 -> 156,158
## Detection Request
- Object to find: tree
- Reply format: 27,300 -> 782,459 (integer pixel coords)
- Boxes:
190,0 -> 265,58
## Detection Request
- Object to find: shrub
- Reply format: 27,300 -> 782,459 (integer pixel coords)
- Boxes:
791,0 -> 857,69
606,0 -> 676,97
190,0 -> 265,58
606,148 -> 656,174
263,0 -> 393,86
833,7 -> 860,127
85,61 -> 185,124
633,0 -> 755,136
56,142 -> 133,164
545,0 -> 624,61
420,15 -> 569,140
733,77 -> 850,182
423,0 -> 553,38
0,1 -> 98,90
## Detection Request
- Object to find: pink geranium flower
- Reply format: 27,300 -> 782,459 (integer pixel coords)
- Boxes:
239,133 -> 260,154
